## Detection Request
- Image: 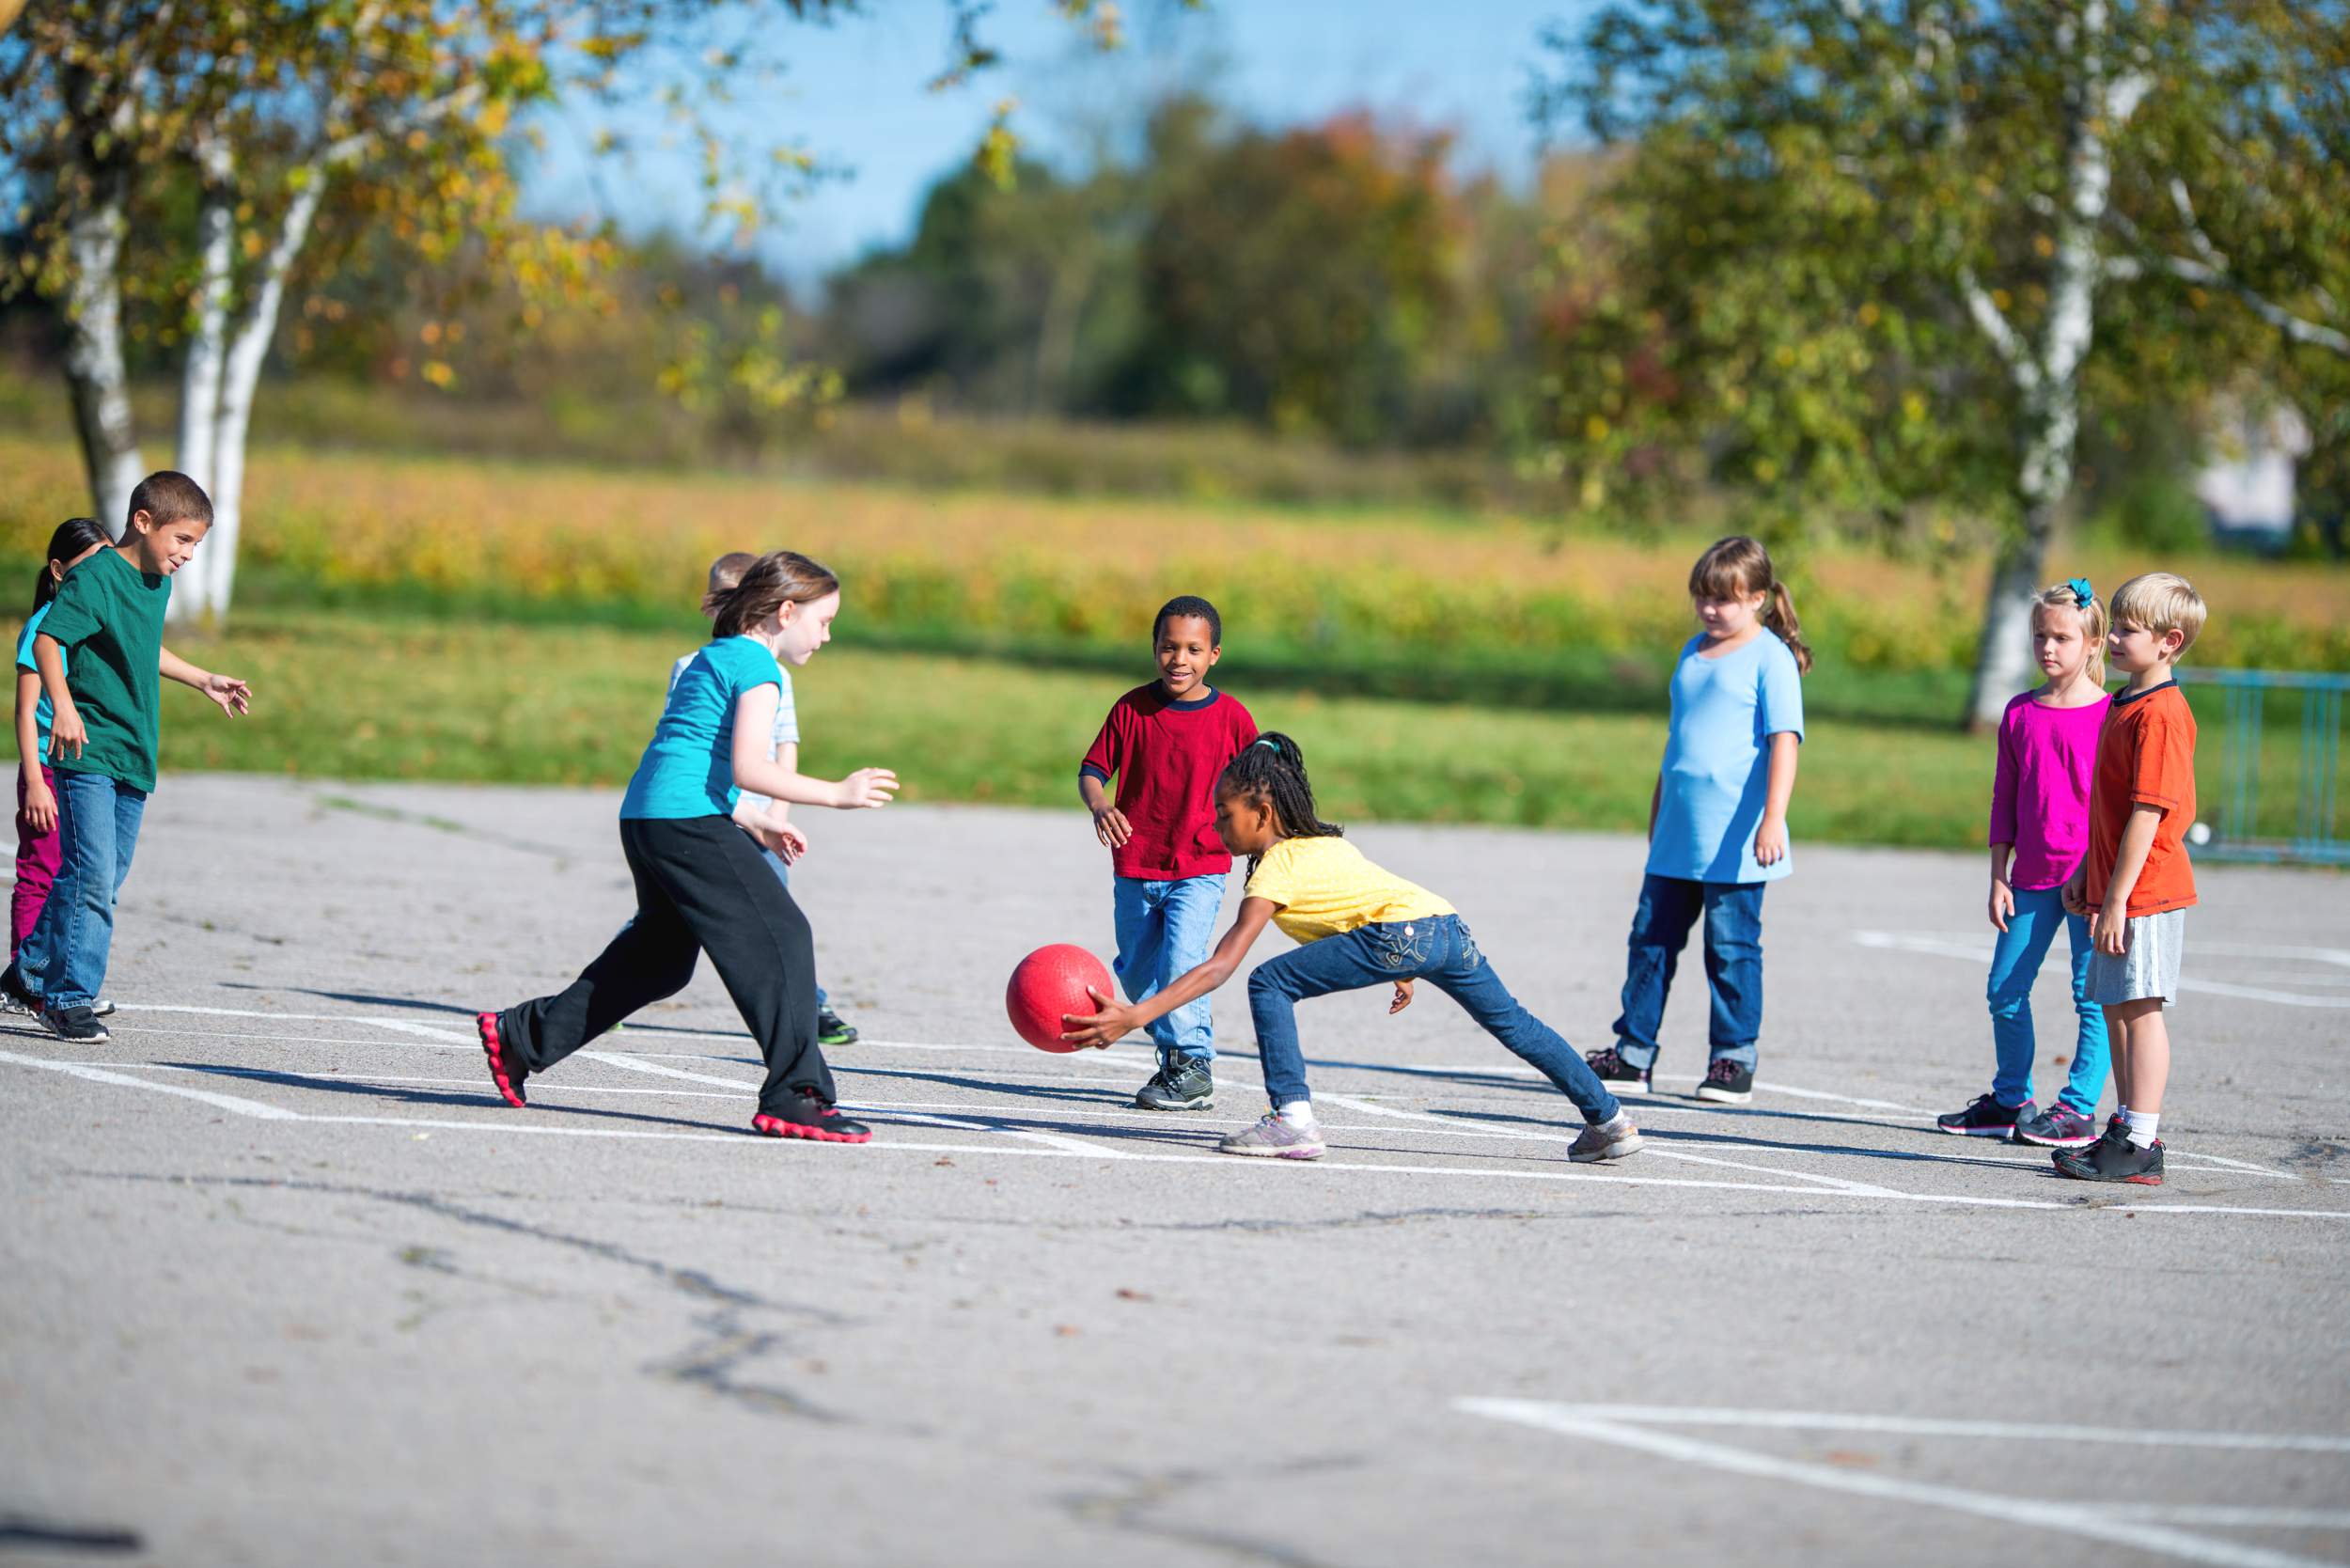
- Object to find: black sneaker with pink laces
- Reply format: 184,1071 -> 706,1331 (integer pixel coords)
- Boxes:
1694,1058 -> 1755,1105
1584,1045 -> 1653,1094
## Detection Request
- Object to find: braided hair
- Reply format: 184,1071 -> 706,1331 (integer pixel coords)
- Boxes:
1218,731 -> 1343,877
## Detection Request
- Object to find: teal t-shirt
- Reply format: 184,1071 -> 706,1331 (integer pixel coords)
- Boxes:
1647,631 -> 1806,884
13,602 -> 66,754
619,636 -> 784,820
33,548 -> 169,793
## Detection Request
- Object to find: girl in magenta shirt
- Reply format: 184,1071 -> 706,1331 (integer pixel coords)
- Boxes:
1936,579 -> 2112,1149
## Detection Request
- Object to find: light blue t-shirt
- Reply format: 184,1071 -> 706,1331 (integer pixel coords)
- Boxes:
13,603 -> 64,752
1647,632 -> 1807,885
620,637 -> 784,820
670,649 -> 797,819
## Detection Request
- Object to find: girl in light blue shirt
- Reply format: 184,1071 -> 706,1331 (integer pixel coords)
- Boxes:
1585,536 -> 1809,1106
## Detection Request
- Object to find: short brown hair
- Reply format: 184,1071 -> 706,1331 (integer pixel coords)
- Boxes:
705,550 -> 840,638
127,471 -> 213,530
706,552 -> 759,600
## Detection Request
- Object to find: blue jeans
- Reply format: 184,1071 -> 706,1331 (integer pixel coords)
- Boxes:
1987,884 -> 2108,1114
17,769 -> 146,1010
1611,873 -> 1764,1071
1247,913 -> 1622,1123
760,847 -> 827,1012
1112,873 -> 1226,1063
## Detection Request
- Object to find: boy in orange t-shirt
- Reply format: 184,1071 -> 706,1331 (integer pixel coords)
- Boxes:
2058,572 -> 2206,1184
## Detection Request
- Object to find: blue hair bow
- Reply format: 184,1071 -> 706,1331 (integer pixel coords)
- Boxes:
2067,576 -> 2094,609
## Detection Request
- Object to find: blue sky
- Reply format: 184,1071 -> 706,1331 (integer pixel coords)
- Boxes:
524,0 -> 1597,289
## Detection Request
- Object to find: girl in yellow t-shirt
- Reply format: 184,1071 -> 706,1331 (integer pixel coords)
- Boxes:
1061,733 -> 1644,1163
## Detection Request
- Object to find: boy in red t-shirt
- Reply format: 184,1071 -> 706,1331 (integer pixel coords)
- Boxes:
2059,572 -> 2207,1184
1079,595 -> 1259,1110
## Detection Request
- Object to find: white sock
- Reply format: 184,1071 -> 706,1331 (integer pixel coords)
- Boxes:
1277,1100 -> 1317,1129
2123,1109 -> 2158,1148
1595,1110 -> 1630,1134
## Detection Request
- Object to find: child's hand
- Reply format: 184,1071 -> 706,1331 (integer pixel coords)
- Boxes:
1091,804 -> 1133,849
1388,979 -> 1415,1014
1754,817 -> 1789,867
834,768 -> 899,809
46,704 -> 85,760
1988,878 -> 2014,933
2060,874 -> 2091,917
201,673 -> 251,717
1059,987 -> 1136,1049
763,822 -> 809,863
21,776 -> 55,835
2093,902 -> 2129,957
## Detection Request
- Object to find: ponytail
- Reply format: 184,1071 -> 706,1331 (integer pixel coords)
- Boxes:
1218,731 -> 1344,877
34,517 -> 111,611
1690,535 -> 1811,674
706,549 -> 840,638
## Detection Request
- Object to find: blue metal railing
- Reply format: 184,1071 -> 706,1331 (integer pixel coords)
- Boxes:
2182,667 -> 2349,866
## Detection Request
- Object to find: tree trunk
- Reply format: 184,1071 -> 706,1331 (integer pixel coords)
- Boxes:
1966,520 -> 2051,729
60,191 -> 144,540
169,145 -> 237,625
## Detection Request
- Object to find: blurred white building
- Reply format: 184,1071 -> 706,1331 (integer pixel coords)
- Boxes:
2195,398 -> 2311,545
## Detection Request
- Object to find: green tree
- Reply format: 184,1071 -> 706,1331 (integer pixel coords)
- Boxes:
1534,0 -> 2349,726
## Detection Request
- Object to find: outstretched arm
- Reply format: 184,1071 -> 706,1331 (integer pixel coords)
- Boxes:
730,686 -> 896,808
1059,897 -> 1280,1048
159,645 -> 251,716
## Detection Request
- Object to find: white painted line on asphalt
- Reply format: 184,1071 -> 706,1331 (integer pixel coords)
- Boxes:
0,1048 -> 303,1119
117,1004 -> 477,1040
1853,930 -> 2350,1010
1455,1399 -> 2345,1568
1460,1403 -> 2350,1452
2085,1507 -> 2350,1529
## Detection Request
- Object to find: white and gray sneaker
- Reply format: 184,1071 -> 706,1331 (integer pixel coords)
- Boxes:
1217,1112 -> 1326,1160
92,998 -> 116,1018
1568,1114 -> 1645,1163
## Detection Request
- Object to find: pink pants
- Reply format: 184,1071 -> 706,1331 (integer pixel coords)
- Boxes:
13,763 -> 61,958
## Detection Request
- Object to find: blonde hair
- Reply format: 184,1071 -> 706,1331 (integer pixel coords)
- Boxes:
705,550 -> 840,638
2108,572 -> 2207,659
2030,581 -> 2107,685
1689,535 -> 1812,673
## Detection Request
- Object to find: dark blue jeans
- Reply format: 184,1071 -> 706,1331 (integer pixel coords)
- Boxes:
1612,873 -> 1764,1071
1246,913 -> 1622,1123
17,769 -> 146,1010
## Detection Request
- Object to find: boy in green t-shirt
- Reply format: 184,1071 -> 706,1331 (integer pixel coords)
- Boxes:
1,472 -> 252,1042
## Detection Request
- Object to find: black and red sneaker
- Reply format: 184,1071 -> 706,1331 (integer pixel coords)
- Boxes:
476,1011 -> 527,1108
751,1090 -> 870,1144
2052,1121 -> 2164,1184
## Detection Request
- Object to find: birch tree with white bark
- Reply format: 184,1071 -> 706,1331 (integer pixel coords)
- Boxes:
1534,0 -> 2350,728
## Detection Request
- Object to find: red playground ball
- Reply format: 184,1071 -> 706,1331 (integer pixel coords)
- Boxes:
1007,944 -> 1116,1054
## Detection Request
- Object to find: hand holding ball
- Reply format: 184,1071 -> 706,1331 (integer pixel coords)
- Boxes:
1006,945 -> 1117,1053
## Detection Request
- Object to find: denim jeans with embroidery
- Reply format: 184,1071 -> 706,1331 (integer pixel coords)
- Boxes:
1246,912 -> 1622,1122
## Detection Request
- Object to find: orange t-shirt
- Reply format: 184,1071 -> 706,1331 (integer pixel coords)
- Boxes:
2084,681 -> 2198,916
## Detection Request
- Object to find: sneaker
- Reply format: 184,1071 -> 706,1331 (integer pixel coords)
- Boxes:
2052,1121 -> 2163,1184
475,1011 -> 527,1108
1217,1113 -> 1326,1160
1935,1092 -> 2034,1139
1569,1115 -> 1645,1164
2013,1103 -> 2098,1149
1134,1056 -> 1214,1111
0,963 -> 39,1016
41,1006 -> 108,1043
91,998 -> 116,1018
1585,1046 -> 1653,1094
816,1005 -> 858,1048
1693,1059 -> 1755,1105
751,1090 -> 871,1144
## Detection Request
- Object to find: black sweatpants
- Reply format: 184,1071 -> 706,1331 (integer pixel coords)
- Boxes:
498,814 -> 833,1117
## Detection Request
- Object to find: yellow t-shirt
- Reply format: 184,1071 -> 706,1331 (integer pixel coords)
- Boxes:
1242,836 -> 1455,944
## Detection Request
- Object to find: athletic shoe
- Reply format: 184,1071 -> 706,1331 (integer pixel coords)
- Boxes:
816,1005 -> 858,1048
1935,1092 -> 2035,1139
41,1006 -> 108,1043
2013,1103 -> 2098,1149
1134,1056 -> 1214,1111
2052,1121 -> 2164,1184
751,1090 -> 871,1144
1569,1115 -> 1645,1164
0,963 -> 39,1016
475,1011 -> 527,1108
91,998 -> 116,1018
1693,1059 -> 1755,1105
1218,1113 -> 1325,1160
1585,1046 -> 1653,1094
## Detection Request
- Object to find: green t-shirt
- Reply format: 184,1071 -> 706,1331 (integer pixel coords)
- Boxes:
36,546 -> 169,792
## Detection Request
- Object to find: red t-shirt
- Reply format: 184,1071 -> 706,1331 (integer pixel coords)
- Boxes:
1080,684 -> 1259,880
2085,681 -> 2199,917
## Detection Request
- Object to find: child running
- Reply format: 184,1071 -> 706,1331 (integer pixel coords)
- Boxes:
2055,572 -> 2206,1184
1936,579 -> 2112,1149
1078,595 -> 1258,1111
10,517 -> 111,982
1060,733 -> 1643,1163
2,476 -> 253,1043
477,551 -> 896,1143
1585,535 -> 1808,1105
671,551 -> 858,1050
